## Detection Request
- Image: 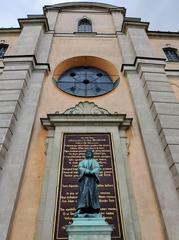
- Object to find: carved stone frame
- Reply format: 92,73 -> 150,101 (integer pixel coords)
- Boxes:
35,102 -> 141,240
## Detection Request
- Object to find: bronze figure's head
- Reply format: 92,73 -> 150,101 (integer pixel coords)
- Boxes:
85,149 -> 94,159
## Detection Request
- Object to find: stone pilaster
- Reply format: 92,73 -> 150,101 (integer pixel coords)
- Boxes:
0,17 -> 52,240
110,9 -> 125,32
117,21 -> 179,240
15,18 -> 49,55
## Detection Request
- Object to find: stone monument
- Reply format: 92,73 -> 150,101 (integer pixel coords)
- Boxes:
66,149 -> 113,240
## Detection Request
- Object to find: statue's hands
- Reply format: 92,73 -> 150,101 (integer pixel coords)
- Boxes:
85,169 -> 94,174
85,169 -> 90,174
91,169 -> 96,174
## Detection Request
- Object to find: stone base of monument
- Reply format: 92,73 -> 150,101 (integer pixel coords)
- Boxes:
66,217 -> 113,240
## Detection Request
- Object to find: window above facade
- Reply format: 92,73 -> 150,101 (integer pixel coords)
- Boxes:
0,43 -> 8,58
163,47 -> 179,62
56,66 -> 118,97
78,18 -> 92,32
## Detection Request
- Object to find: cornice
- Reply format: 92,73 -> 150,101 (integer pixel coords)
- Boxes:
41,101 -> 132,130
148,31 -> 179,37
18,17 -> 49,32
122,21 -> 149,33
121,56 -> 166,73
0,28 -> 21,33
3,55 -> 50,72
43,2 -> 121,12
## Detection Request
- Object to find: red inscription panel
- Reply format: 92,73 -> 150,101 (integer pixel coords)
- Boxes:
54,133 -> 122,240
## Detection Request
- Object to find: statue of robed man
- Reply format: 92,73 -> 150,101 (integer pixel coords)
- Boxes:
76,149 -> 100,215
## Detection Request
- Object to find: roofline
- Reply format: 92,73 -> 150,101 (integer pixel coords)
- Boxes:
148,30 -> 179,37
43,1 -> 126,13
0,28 -> 21,33
0,27 -> 179,37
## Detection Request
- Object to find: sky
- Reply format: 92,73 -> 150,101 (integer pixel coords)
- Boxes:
0,0 -> 179,31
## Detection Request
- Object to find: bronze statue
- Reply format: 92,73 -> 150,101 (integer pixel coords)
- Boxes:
76,149 -> 100,216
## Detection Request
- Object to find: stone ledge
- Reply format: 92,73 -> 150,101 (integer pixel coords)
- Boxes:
165,145 -> 179,167
151,102 -> 179,119
3,55 -> 50,73
0,114 -> 16,133
141,72 -> 168,87
147,91 -> 177,107
0,70 -> 30,81
121,56 -> 166,74
160,129 -> 179,149
0,101 -> 20,119
143,82 -> 173,97
0,79 -> 27,91
155,115 -> 179,133
41,114 -> 132,130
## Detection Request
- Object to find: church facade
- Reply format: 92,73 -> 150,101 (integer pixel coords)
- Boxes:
0,2 -> 179,240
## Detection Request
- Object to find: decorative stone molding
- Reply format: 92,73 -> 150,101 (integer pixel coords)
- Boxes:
63,101 -> 110,115
41,101 -> 132,130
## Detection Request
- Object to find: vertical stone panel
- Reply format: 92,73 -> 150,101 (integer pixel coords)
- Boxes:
111,10 -> 124,32
140,66 -> 179,192
118,22 -> 179,239
13,24 -> 43,56
0,17 -> 51,240
127,28 -> 155,58
46,10 -> 58,31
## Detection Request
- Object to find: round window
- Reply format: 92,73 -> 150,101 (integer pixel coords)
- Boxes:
56,66 -> 115,97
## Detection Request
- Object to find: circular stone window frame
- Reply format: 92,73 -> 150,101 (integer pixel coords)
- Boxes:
52,56 -> 120,98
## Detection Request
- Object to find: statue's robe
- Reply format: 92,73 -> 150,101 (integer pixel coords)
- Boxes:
77,158 -> 100,213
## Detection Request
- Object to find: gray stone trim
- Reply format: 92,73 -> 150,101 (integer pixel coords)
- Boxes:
41,114 -> 132,130
43,2 -> 125,12
0,70 -> 46,240
0,54 -> 50,166
0,15 -> 53,240
126,71 -> 179,239
137,61 -> 179,192
122,56 -> 179,192
116,15 -> 179,240
0,67 -> 27,161
41,101 -> 132,130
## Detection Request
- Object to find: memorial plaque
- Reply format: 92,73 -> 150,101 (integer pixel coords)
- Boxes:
54,133 -> 122,240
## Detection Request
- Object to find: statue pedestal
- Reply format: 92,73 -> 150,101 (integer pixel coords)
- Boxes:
66,217 -> 113,240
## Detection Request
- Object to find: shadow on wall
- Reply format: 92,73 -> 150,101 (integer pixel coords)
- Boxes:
53,55 -> 119,83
